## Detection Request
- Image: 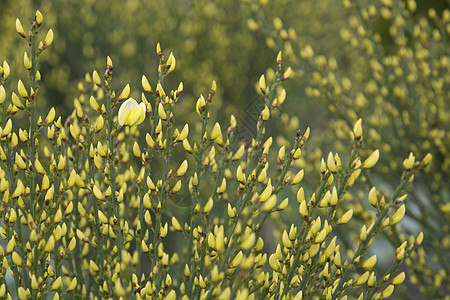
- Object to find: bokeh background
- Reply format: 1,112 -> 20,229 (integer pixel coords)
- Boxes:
1,0 -> 448,298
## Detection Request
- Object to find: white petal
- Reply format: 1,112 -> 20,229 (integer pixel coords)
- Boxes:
118,98 -> 138,125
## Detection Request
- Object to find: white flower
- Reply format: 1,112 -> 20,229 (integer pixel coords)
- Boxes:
118,98 -> 146,126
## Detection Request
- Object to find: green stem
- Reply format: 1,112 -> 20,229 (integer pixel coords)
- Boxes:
86,127 -> 104,295
106,81 -> 123,260
28,32 -> 39,300
186,92 -> 212,297
150,116 -> 174,284
137,82 -> 161,278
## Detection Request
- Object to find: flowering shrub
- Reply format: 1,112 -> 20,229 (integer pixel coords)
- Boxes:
0,8 -> 439,300
244,0 -> 450,298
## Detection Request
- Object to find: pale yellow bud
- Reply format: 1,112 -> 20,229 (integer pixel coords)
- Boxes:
261,106 -> 270,121
158,103 -> 167,120
119,84 -> 131,100
0,85 -> 5,104
368,187 -> 377,207
203,197 -> 213,214
210,122 -> 221,141
142,75 -> 152,93
12,92 -> 24,109
176,160 -> 188,177
45,29 -> 54,46
16,18 -> 25,37
283,67 -> 292,79
259,75 -> 267,94
337,209 -> 353,225
363,149 -> 380,168
353,118 -> 362,139
362,255 -> 377,269
167,52 -> 176,72
292,169 -> 304,184
93,70 -> 101,86
390,204 -> 405,225
262,194 -> 277,212
178,124 -> 189,141
45,107 -> 56,125
23,52 -> 32,70
35,10 -> 43,25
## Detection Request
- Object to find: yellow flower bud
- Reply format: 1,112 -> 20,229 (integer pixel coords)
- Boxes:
292,169 -> 304,184
278,146 -> 285,163
422,153 -> 432,166
368,187 -> 377,207
156,82 -> 166,98
119,84 -> 131,100
133,142 -> 141,158
230,114 -> 237,129
262,194 -> 277,212
210,122 -> 221,140
178,124 -> 189,141
142,75 -> 152,93
160,223 -> 168,238
45,29 -> 54,46
337,209 -> 353,224
0,86 -> 5,104
23,52 -> 32,70
3,61 -> 10,79
403,152 -> 415,170
235,166 -> 246,186
416,232 -> 424,245
391,272 -> 405,285
356,271 -> 369,285
260,183 -> 273,202
259,74 -> 267,94
93,70 -> 101,86
176,160 -> 188,177
299,200 -> 308,217
35,10 -> 43,25
167,52 -> 176,72
261,106 -> 270,121
90,260 -> 99,273
240,232 -> 256,250
382,285 -> 394,298
67,237 -> 76,253
353,118 -> 362,139
203,197 -> 213,214
18,287 -> 29,300
233,144 -> 246,161
98,210 -> 108,224
12,92 -> 24,109
363,149 -> 380,168
12,251 -> 22,266
327,152 -> 337,173
362,254 -> 377,269
15,153 -> 26,170
44,235 -> 55,252
172,180 -> 182,193
93,185 -> 104,200
67,277 -> 77,292
277,197 -> 289,211
158,103 -> 167,120
16,18 -> 25,37
50,276 -> 61,291
390,204 -> 405,225
269,253 -> 280,271
172,217 -> 182,232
